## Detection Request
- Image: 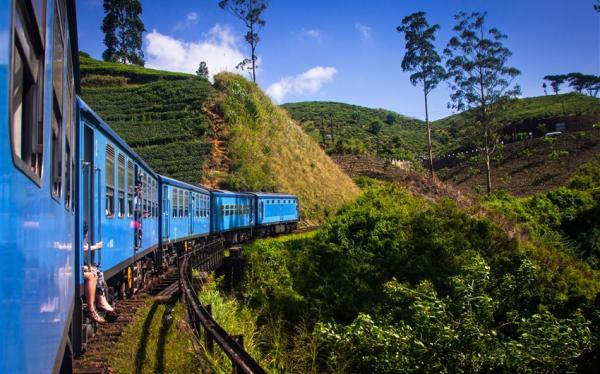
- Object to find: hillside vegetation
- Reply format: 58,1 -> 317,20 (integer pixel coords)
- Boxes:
438,131 -> 600,196
236,162 -> 600,372
80,55 -> 214,183
433,93 -> 600,153
282,101 -> 426,160
212,74 -> 361,224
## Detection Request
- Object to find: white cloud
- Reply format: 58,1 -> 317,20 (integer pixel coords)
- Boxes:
145,24 -> 246,79
266,66 -> 337,102
173,12 -> 200,31
355,23 -> 372,41
301,28 -> 322,42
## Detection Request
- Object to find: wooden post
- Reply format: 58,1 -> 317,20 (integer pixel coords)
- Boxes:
204,304 -> 214,354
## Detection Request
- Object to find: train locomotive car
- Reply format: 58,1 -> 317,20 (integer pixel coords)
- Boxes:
159,175 -> 211,261
253,193 -> 299,235
0,0 -> 80,372
210,190 -> 256,243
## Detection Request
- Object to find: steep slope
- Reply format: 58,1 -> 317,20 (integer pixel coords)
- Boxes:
209,74 -> 361,224
282,101 -> 426,160
80,55 -> 215,183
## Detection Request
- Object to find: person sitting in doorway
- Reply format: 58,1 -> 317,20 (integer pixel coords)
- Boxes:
83,222 -> 117,324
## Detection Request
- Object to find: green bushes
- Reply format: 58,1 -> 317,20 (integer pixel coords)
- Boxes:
242,182 -> 599,372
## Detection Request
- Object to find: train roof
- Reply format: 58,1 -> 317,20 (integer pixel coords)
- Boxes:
211,190 -> 255,198
77,97 -> 157,177
251,192 -> 298,199
158,175 -> 211,194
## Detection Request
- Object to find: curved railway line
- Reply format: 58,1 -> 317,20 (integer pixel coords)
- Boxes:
72,225 -> 319,373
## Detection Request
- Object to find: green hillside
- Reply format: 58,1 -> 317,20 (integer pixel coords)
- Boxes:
80,55 -> 215,183
282,101 -> 426,160
213,74 -> 361,224
433,93 -> 600,153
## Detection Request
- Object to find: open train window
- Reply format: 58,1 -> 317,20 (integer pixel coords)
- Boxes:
10,1 -> 46,185
105,144 -> 115,217
172,188 -> 177,218
117,153 -> 125,217
127,161 -> 133,216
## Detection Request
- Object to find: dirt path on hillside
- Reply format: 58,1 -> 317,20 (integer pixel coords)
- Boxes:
201,96 -> 230,189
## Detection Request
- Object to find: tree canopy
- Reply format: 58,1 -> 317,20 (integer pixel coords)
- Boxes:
101,0 -> 145,66
444,11 -> 521,193
218,0 -> 267,83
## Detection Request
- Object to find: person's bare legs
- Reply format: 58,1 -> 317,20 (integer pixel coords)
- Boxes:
84,270 -> 97,311
83,268 -> 105,323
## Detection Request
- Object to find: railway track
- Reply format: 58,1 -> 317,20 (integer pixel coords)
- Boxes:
73,270 -> 180,374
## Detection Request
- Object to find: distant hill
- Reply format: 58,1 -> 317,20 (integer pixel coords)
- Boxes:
282,101 -> 426,160
432,93 -> 600,153
80,55 -> 214,183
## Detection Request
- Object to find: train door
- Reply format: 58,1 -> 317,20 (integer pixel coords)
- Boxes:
133,167 -> 143,253
83,125 -> 101,267
190,193 -> 194,235
162,185 -> 169,239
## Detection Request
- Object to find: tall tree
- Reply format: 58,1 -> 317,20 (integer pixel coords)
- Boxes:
445,12 -> 521,194
102,0 -> 145,65
218,0 -> 267,83
397,12 -> 445,178
542,82 -> 548,95
566,73 -> 600,97
544,75 -> 567,95
196,61 -> 209,78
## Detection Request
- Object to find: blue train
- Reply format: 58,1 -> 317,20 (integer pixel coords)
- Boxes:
0,1 -> 299,372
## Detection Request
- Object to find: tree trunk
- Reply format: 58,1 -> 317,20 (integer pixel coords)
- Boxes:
484,124 -> 492,194
250,22 -> 256,83
424,88 -> 435,179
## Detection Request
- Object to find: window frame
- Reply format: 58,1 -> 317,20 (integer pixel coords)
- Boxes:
105,144 -> 115,218
9,0 -> 47,187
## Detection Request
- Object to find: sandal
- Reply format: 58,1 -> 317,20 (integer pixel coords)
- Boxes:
86,308 -> 106,324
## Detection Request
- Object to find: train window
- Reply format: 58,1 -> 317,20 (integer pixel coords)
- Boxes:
127,161 -> 133,216
106,144 -> 115,217
117,154 -> 125,217
11,1 -> 46,184
172,188 -> 177,218
183,191 -> 190,217
178,189 -> 183,217
152,180 -> 157,218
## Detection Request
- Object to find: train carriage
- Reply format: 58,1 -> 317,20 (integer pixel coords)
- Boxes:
210,190 -> 256,243
77,98 -> 160,284
252,193 -> 299,235
0,0 -> 79,372
159,175 -> 211,259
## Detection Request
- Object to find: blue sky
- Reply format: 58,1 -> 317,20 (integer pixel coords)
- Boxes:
78,0 -> 600,120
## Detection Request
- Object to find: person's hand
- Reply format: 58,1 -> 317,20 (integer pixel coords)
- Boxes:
96,241 -> 103,249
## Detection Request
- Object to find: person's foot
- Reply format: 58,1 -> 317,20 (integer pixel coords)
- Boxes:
97,295 -> 115,312
86,308 -> 106,324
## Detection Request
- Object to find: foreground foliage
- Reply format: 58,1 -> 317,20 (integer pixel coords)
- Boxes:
243,177 -> 600,372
